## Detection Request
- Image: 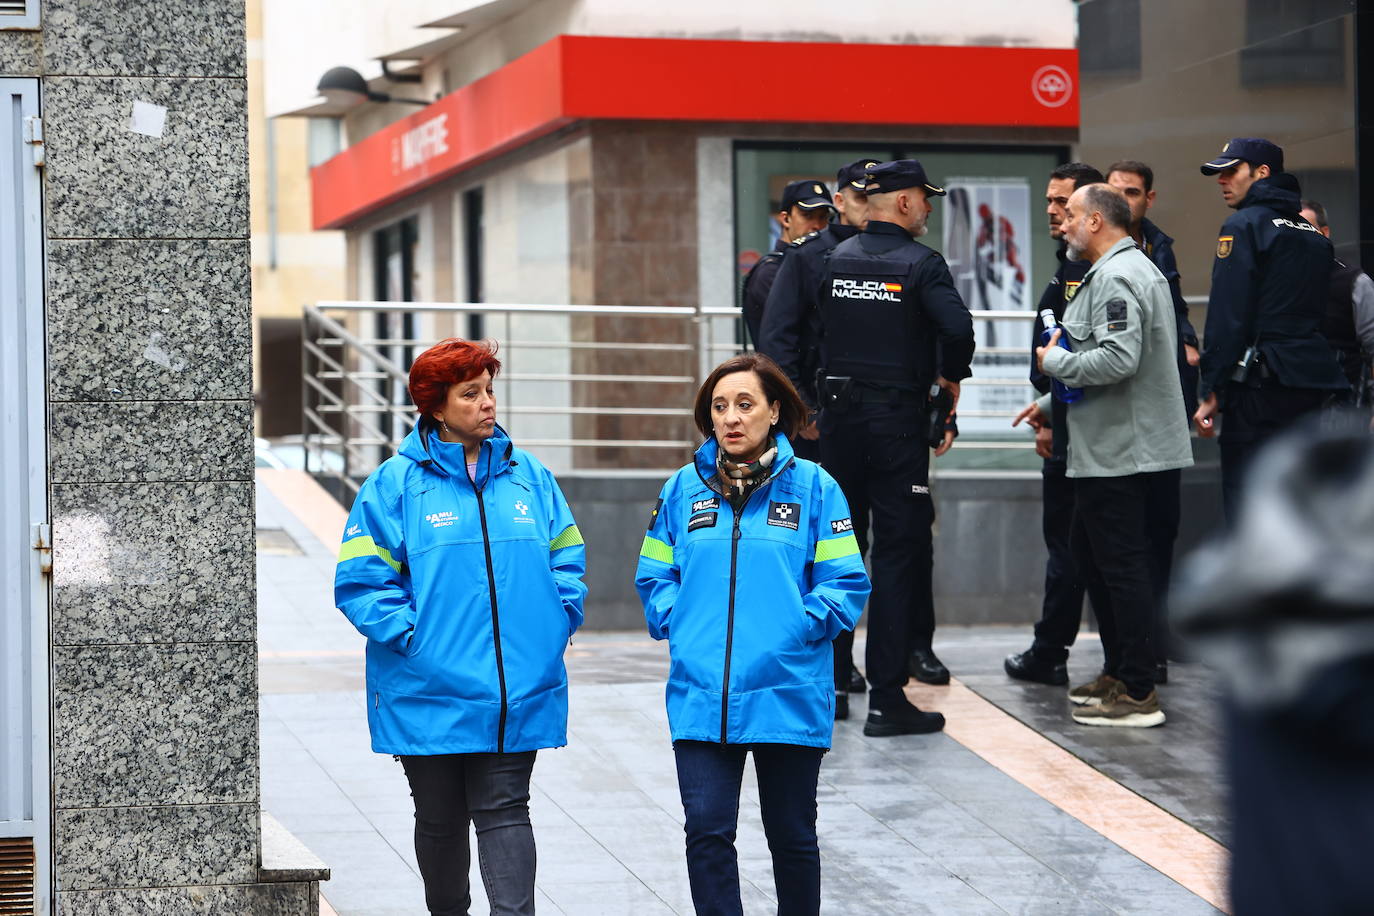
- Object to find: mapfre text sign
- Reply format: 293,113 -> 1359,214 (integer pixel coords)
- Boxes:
311,35 -> 1078,230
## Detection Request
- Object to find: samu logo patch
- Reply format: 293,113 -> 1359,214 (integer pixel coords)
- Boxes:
830,517 -> 853,534
691,496 -> 720,513
768,501 -> 800,530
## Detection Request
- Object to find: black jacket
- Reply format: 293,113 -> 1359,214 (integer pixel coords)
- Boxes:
758,222 -> 861,406
1029,246 -> 1090,468
817,220 -> 975,388
1201,178 -> 1348,399
741,238 -> 786,347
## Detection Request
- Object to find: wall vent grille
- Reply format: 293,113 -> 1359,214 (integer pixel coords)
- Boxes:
0,838 -> 35,916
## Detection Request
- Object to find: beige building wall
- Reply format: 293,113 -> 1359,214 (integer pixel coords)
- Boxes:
247,0 -> 346,436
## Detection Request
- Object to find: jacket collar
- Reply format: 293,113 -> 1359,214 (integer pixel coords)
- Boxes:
863,220 -> 911,239
399,419 -> 514,487
693,432 -> 795,493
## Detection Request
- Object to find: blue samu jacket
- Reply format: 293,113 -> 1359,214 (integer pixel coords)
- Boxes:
636,434 -> 870,748
335,422 -> 587,756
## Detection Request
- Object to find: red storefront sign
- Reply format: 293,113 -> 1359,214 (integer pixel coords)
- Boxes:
311,35 -> 1078,230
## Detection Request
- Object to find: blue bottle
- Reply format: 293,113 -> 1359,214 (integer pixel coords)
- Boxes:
1039,309 -> 1083,404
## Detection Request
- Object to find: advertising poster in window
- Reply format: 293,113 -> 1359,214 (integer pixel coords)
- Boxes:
942,178 -> 1034,434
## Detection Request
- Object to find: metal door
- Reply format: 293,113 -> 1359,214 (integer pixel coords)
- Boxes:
0,76 -> 50,916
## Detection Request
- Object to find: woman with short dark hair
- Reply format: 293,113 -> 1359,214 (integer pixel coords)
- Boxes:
335,338 -> 587,916
637,352 -> 870,915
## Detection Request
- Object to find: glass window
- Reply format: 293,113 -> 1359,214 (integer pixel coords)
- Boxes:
307,117 -> 343,168
1078,0 -> 1141,77
1241,0 -> 1347,86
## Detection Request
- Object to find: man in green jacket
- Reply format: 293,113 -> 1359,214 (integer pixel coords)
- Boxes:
1014,183 -> 1192,727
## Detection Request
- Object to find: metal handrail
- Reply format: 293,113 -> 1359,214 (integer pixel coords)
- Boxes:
300,300 -> 1043,498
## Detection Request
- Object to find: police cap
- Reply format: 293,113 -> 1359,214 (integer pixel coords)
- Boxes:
780,179 -> 832,212
1200,138 -> 1284,176
864,159 -> 946,197
836,158 -> 882,192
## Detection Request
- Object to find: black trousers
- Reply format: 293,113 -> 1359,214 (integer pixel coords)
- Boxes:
399,752 -> 538,916
1219,381 -> 1327,525
1031,464 -> 1087,663
1144,469 -> 1182,664
820,404 -> 933,703
1034,467 -> 1179,669
1069,473 -> 1160,699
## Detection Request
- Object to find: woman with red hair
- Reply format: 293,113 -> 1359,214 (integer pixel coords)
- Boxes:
335,338 -> 587,916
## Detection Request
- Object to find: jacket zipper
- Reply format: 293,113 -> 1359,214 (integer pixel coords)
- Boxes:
471,460 -> 509,754
709,457 -> 793,745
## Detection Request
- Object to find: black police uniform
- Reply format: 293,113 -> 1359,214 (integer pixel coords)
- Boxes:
815,165 -> 975,712
741,238 -> 786,347
1141,218 -> 1199,420
1137,218 -> 1192,669
759,220 -> 862,692
742,179 -> 832,347
1023,249 -> 1092,666
1201,176 -> 1348,522
1322,258 -> 1373,398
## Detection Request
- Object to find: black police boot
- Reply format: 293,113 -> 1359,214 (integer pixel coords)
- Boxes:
863,695 -> 945,737
835,693 -> 849,721
846,662 -> 867,694
1004,648 -> 1069,686
908,647 -> 950,685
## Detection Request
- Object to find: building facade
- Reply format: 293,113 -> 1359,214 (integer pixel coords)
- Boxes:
292,1 -> 1081,475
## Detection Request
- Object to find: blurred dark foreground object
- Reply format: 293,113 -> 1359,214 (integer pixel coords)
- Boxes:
1174,411 -> 1374,916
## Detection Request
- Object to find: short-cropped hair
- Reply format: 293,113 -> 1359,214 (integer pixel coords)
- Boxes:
1050,162 -> 1105,189
1301,199 -> 1329,228
693,353 -> 809,440
409,338 -> 502,418
1079,183 -> 1132,231
1107,159 -> 1154,193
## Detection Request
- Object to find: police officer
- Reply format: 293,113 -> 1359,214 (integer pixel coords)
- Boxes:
1299,198 -> 1374,413
740,179 -> 831,348
815,160 -> 975,736
1004,162 -> 1104,688
759,158 -> 880,720
1194,138 -> 1349,522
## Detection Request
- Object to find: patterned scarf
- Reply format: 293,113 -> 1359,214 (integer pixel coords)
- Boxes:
717,446 -> 777,508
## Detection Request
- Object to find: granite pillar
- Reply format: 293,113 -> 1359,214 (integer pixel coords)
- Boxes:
0,0 -> 321,910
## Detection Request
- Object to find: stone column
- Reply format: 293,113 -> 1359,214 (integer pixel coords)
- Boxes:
22,1 -> 318,911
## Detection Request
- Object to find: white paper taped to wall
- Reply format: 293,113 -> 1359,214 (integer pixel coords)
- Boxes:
129,100 -> 167,138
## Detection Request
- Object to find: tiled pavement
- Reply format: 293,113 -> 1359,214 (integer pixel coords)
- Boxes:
256,474 -> 1229,915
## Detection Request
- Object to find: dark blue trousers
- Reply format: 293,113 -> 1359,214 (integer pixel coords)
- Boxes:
674,741 -> 825,916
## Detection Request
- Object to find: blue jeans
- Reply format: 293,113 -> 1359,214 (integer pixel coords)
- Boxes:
399,752 -> 537,916
673,741 -> 825,916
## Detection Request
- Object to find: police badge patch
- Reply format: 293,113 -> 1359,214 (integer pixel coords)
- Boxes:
1217,236 -> 1234,259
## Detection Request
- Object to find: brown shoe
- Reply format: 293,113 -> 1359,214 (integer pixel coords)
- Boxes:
1071,689 -> 1165,728
1067,674 -> 1122,707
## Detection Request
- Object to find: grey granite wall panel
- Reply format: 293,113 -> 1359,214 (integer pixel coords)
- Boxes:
49,399 -> 253,483
43,0 -> 245,77
0,29 -> 41,75
52,642 -> 257,807
43,76 -> 248,239
48,239 -> 251,401
55,802 -> 257,889
60,882 -> 318,916
51,481 -> 254,645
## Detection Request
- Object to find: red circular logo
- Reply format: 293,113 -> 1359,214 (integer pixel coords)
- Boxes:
1031,65 -> 1073,108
